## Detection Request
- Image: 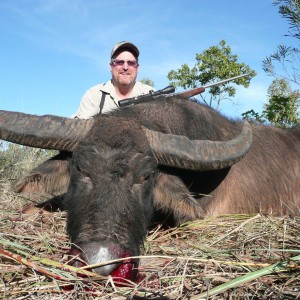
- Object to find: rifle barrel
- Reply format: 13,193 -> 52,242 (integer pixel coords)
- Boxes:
118,73 -> 249,107
202,73 -> 249,89
168,73 -> 248,99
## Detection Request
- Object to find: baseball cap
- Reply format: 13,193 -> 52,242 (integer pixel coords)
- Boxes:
111,41 -> 140,59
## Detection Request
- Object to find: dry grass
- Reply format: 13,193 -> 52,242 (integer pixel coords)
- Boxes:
0,144 -> 299,299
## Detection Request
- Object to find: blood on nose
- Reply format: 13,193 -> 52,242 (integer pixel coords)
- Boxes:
68,244 -> 138,282
110,249 -> 138,283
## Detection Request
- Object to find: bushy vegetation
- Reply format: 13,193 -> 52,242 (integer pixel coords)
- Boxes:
0,141 -> 55,180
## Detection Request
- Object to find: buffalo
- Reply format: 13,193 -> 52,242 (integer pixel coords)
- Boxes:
0,95 -> 299,282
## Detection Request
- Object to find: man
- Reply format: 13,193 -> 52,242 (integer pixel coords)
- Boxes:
73,41 -> 153,119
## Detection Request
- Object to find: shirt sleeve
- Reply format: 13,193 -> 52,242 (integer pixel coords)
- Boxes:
72,86 -> 102,119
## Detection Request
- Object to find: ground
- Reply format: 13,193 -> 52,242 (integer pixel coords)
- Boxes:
0,144 -> 299,299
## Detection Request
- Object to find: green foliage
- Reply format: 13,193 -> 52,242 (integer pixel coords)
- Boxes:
167,40 -> 256,109
263,94 -> 299,127
140,78 -> 154,87
263,44 -> 300,86
267,76 -> 293,96
263,79 -> 299,127
242,79 -> 300,128
259,1 -> 300,127
273,0 -> 300,39
241,109 -> 265,123
263,1 -> 300,86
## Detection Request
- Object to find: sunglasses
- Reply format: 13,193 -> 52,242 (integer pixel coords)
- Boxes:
111,59 -> 138,68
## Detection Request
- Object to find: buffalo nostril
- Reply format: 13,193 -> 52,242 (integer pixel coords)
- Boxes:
67,247 -> 87,268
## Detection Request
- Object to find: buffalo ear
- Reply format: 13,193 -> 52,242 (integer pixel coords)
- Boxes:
153,173 -> 205,225
13,152 -> 71,196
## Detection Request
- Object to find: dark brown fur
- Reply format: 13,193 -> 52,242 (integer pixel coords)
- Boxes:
15,98 -> 300,221
12,97 -> 300,276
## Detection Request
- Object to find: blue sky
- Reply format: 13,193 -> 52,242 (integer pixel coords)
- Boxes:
0,0 -> 297,118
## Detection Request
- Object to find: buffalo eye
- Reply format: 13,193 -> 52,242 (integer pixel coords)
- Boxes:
74,162 -> 91,179
137,171 -> 155,185
139,175 -> 149,184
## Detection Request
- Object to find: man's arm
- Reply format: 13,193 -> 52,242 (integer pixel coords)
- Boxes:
72,85 -> 102,119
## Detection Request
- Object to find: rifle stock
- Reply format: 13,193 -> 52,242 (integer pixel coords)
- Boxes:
174,87 -> 205,98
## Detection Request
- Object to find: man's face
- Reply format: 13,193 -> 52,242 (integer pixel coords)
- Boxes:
110,51 -> 139,87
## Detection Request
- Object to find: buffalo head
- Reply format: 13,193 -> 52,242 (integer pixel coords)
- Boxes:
0,97 -> 253,281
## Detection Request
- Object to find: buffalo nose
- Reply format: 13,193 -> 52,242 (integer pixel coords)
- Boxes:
74,243 -> 119,276
88,247 -> 119,276
70,242 -> 137,280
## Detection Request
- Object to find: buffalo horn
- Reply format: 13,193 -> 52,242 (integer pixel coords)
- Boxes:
0,111 -> 94,151
144,121 -> 253,171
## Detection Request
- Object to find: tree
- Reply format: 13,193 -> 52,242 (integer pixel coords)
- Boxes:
262,1 -> 300,86
241,109 -> 264,123
242,78 -> 300,127
263,44 -> 300,87
264,79 -> 300,127
274,0 -> 300,39
140,78 -> 154,87
167,40 -> 256,109
260,1 -> 300,126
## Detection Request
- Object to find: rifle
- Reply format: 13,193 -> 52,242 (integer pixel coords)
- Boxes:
118,73 -> 249,107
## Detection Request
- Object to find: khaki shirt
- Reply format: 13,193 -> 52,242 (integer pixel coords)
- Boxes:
73,80 -> 153,119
